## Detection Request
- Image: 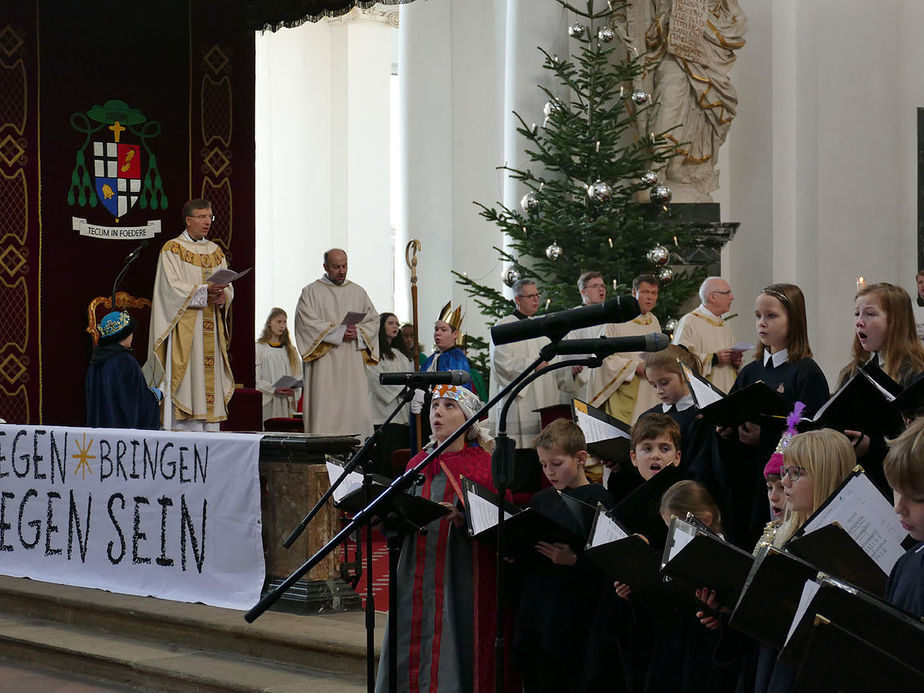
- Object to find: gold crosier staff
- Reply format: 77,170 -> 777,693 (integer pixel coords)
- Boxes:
405,239 -> 423,451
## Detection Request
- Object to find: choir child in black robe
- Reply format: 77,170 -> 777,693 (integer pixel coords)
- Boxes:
514,419 -> 620,693
640,345 -> 722,498
884,418 -> 924,617
839,282 -> 924,493
86,311 -> 161,429
615,480 -> 738,693
718,283 -> 829,548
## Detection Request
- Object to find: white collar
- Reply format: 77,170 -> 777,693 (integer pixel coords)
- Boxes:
764,348 -> 789,368
181,230 -> 202,243
867,352 -> 885,367
662,393 -> 694,412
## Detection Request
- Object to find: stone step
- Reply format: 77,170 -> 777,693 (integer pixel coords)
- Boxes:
0,575 -> 379,678
0,613 -> 367,692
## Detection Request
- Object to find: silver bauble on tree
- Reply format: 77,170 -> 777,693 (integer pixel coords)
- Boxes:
502,267 -> 522,288
521,192 -> 540,215
545,242 -> 563,260
586,179 -> 612,203
646,244 -> 670,266
663,317 -> 678,334
632,90 -> 650,105
568,23 -> 586,38
650,185 -> 672,205
598,26 -> 615,43
641,171 -> 659,187
658,266 -> 674,286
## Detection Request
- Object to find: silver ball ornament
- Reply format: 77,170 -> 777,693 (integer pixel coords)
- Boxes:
545,242 -> 563,260
646,245 -> 670,266
568,23 -> 586,38
641,171 -> 659,187
650,185 -> 672,205
543,100 -> 561,118
663,317 -> 678,334
521,192 -> 540,215
598,26 -> 615,43
503,267 -> 522,288
632,90 -> 650,105
586,179 -> 612,203
657,266 -> 674,286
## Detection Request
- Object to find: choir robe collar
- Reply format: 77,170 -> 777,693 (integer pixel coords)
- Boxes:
764,348 -> 789,369
662,393 -> 694,413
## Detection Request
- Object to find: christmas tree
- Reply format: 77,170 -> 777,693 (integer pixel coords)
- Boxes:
456,0 -> 708,353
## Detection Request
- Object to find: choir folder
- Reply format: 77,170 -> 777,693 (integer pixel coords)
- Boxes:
461,478 -> 582,559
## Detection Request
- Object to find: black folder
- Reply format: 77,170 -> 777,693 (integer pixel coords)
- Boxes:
792,619 -> 924,692
660,517 -> 755,610
729,545 -> 820,649
796,367 -> 904,438
571,398 -> 632,463
610,464 -> 684,550
786,523 -> 888,596
461,478 -> 582,559
893,372 -> 924,419
780,577 -> 924,679
696,381 -> 791,428
331,473 -> 450,528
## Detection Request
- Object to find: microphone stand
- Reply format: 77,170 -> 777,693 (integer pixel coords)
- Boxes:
281,386 -> 416,693
490,349 -> 602,693
244,355 -> 552,692
110,242 -> 147,309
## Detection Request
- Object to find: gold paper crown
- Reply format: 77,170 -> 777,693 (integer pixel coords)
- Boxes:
438,301 -> 464,331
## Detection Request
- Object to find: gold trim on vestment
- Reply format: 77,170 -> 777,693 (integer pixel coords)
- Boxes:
691,309 -> 725,328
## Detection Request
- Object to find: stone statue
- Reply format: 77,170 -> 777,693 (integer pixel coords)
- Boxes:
613,0 -> 748,203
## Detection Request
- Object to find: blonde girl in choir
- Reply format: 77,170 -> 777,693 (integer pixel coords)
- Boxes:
255,307 -> 301,425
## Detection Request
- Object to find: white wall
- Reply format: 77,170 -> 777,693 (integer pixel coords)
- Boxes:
726,0 -> 920,385
254,16 -> 398,335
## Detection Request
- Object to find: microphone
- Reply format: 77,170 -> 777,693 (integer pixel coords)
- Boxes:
553,333 -> 670,357
125,240 -> 149,262
379,370 -> 472,386
491,295 -> 641,346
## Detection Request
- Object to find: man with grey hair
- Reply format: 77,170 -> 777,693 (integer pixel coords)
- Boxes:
672,275 -> 741,392
489,278 -> 559,446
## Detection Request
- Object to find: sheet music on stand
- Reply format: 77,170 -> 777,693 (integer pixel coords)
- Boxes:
325,455 -> 365,505
587,505 -> 630,548
795,470 -> 907,575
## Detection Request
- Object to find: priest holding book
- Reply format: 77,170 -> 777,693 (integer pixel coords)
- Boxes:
294,248 -> 379,437
146,198 -> 234,431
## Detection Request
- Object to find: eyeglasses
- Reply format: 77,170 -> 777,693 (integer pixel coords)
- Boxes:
781,465 -> 807,481
583,283 -> 606,291
711,290 -> 732,296
518,293 -> 540,299
188,213 -> 215,221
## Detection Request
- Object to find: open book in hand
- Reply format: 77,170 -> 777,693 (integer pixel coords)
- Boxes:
584,504 -> 667,604
785,469 -> 909,596
694,380 -> 791,428
461,477 -> 582,560
272,375 -> 303,390
207,266 -> 251,284
661,515 -> 755,610
796,366 -> 904,438
324,456 -> 449,526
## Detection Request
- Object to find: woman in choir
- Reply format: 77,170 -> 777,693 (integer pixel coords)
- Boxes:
838,282 -> 924,491
718,283 -> 830,548
255,307 -> 301,425
366,312 -> 413,476
375,384 -> 504,693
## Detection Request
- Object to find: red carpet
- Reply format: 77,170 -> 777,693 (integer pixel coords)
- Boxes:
342,525 -> 390,613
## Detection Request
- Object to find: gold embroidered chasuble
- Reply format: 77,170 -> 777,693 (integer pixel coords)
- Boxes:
589,312 -> 662,424
672,305 -> 738,393
147,234 -> 235,423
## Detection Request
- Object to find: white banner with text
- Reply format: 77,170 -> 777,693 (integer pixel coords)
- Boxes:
0,425 -> 264,610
